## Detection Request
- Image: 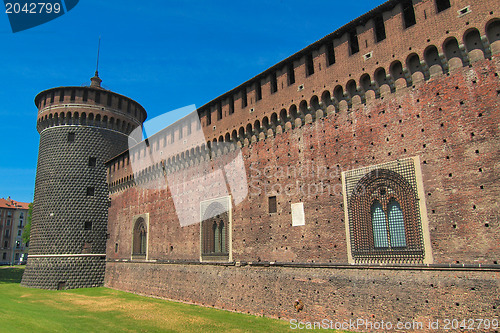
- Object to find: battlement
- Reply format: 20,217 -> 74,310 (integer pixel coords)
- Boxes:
107,0 -> 500,189
191,0 -> 499,144
35,85 -> 146,136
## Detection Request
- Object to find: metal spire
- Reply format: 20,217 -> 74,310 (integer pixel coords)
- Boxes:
90,36 -> 102,88
95,36 -> 101,76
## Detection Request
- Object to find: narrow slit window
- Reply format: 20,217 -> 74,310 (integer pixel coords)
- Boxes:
84,221 -> 92,230
88,157 -> 97,167
118,98 -> 122,110
217,103 -> 222,120
269,196 -> 277,214
67,132 -> 75,142
436,0 -> 451,13
255,81 -> 262,101
50,92 -> 55,103
241,88 -> 248,108
402,1 -> 417,28
107,94 -> 112,107
95,91 -> 100,103
287,63 -> 295,85
326,41 -> 336,66
374,15 -> 387,42
59,90 -> 65,102
306,54 -> 315,76
206,109 -> 211,125
229,96 -> 234,114
82,90 -> 88,102
349,31 -> 360,55
70,89 -> 76,101
271,72 -> 278,94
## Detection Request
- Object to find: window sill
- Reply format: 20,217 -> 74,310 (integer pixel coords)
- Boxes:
201,253 -> 229,262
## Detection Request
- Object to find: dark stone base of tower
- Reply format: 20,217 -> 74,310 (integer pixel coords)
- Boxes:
21,256 -> 105,290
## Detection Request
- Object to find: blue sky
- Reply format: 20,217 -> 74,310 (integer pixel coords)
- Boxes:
0,0 -> 384,203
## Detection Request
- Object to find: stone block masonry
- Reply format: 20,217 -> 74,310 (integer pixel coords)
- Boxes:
105,262 -> 499,327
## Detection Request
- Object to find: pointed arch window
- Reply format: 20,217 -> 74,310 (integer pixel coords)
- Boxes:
132,217 -> 147,257
388,200 -> 407,247
345,163 -> 427,264
202,216 -> 228,256
371,201 -> 389,248
200,198 -> 231,261
371,199 -> 407,248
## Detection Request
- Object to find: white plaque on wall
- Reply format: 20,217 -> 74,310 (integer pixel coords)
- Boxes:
291,202 -> 305,226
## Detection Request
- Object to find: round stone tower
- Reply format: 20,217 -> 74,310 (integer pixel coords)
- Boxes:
21,73 -> 146,289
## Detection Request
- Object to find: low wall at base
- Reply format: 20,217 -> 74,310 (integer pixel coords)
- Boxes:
21,256 -> 106,289
105,261 -> 499,331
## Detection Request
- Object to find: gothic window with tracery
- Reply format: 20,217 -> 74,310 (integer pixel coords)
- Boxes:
133,217 -> 147,257
346,166 -> 425,263
201,200 -> 229,261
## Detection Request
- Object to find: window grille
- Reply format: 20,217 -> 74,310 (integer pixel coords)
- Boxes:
343,158 -> 425,263
371,201 -> 389,248
388,200 -> 407,247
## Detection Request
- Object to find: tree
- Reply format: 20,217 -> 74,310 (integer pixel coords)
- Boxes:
22,203 -> 32,244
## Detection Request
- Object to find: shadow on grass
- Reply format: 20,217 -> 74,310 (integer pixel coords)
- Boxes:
0,266 -> 24,284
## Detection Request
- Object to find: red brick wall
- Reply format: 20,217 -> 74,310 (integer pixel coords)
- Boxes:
107,57 -> 500,266
106,57 -> 499,326
105,0 -> 500,325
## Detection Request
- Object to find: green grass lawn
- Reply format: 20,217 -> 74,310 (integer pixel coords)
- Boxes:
0,267 -> 342,333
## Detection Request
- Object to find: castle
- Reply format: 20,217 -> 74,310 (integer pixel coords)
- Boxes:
24,0 -> 499,328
